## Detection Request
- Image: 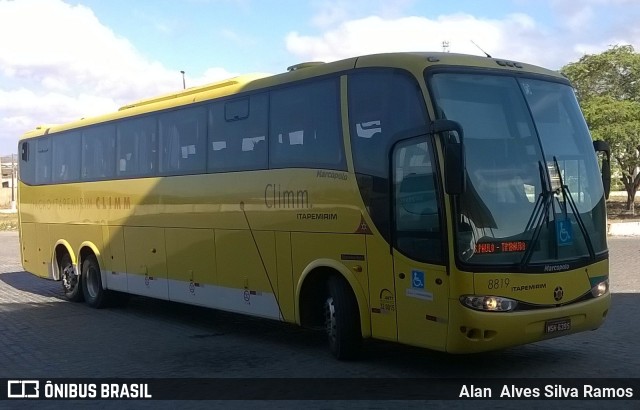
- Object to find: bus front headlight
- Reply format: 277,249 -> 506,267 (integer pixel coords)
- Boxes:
460,295 -> 518,312
591,279 -> 609,297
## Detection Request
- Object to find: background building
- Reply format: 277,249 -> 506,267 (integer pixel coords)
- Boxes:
0,155 -> 17,209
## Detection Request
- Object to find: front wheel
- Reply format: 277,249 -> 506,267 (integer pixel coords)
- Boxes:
60,253 -> 83,302
81,254 -> 110,308
324,275 -> 362,360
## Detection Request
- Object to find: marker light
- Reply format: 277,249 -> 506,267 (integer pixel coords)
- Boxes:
461,295 -> 518,312
591,279 -> 609,297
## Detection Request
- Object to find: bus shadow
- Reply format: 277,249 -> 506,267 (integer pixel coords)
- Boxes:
0,270 -> 65,300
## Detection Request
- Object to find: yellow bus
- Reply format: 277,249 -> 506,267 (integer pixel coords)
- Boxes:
17,52 -> 612,359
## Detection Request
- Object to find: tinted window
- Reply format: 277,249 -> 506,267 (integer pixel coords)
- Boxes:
348,70 -> 427,243
393,137 -> 443,263
19,141 -> 35,185
159,106 -> 207,175
209,93 -> 268,172
270,79 -> 345,169
348,71 -> 426,177
82,125 -> 116,180
52,132 -> 81,183
35,138 -> 51,185
225,98 -> 250,121
117,116 -> 157,177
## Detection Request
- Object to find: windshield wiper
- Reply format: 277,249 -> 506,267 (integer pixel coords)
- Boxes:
553,156 -> 595,259
520,158 -> 596,269
520,161 -> 553,269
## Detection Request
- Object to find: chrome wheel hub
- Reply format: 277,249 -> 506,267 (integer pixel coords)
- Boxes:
324,296 -> 337,344
62,265 -> 77,292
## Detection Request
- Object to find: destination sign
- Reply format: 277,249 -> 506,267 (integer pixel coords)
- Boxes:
474,240 -> 527,254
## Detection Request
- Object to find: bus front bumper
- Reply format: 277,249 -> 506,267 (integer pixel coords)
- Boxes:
445,293 -> 611,353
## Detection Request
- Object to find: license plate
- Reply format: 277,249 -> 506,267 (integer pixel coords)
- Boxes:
545,318 -> 571,334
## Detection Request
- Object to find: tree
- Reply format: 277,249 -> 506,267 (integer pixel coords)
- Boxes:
581,97 -> 640,211
562,45 -> 640,212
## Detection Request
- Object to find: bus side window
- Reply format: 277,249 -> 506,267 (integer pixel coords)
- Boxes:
35,137 -> 51,185
159,106 -> 206,175
269,78 -> 345,170
209,93 -> 268,172
82,125 -> 116,180
19,141 -> 36,185
348,70 -> 427,178
52,132 -> 81,183
117,116 -> 157,178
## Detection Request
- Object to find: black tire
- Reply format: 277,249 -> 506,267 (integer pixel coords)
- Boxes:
81,254 -> 110,308
60,253 -> 83,302
324,275 -> 362,360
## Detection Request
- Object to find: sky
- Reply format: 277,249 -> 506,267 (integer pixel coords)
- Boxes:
1,0 -> 640,155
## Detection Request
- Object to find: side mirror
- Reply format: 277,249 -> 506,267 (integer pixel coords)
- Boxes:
431,119 -> 465,195
593,140 -> 611,200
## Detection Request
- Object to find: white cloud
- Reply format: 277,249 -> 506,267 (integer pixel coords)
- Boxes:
194,67 -> 241,85
310,0 -> 416,28
0,88 -> 116,126
285,8 -> 640,71
286,13 -> 541,64
0,0 -> 233,154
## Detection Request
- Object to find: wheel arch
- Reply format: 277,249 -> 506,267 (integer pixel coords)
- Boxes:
53,240 -> 76,281
77,241 -> 106,290
295,259 -> 371,338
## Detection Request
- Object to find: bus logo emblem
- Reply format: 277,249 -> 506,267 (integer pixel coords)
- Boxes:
554,286 -> 564,301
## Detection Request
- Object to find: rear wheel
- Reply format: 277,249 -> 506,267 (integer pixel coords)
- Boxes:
60,253 -> 83,302
324,275 -> 362,360
81,254 -> 109,308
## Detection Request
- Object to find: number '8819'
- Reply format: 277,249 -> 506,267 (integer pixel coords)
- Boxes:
487,278 -> 510,289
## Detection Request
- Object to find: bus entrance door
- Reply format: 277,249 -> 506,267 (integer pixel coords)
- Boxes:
392,252 -> 449,350
391,135 -> 449,350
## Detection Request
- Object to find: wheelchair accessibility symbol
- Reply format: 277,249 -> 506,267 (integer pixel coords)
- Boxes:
556,219 -> 573,246
411,270 -> 425,289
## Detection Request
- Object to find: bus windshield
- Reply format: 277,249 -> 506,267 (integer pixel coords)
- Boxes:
428,72 -> 607,268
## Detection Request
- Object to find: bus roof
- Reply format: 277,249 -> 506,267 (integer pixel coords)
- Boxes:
20,52 -> 562,140
117,73 -> 271,111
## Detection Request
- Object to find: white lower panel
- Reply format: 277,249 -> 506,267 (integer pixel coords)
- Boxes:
167,278 -> 281,320
103,269 -> 128,292
127,273 -> 169,300
107,271 -> 281,320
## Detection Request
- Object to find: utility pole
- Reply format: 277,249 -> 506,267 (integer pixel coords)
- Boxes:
181,71 -> 186,89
